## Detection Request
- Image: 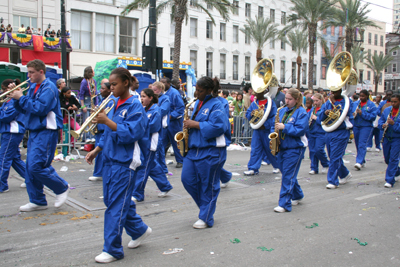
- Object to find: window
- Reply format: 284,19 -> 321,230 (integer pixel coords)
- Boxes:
280,60 -> 286,83
330,43 -> 335,57
220,23 -> 226,41
233,55 -> 238,80
206,52 -> 213,77
170,48 -> 174,61
367,71 -> 371,81
331,26 -> 335,36
368,32 -> 372,44
258,6 -> 264,18
71,11 -> 92,50
245,57 -> 250,80
220,54 -> 226,79
245,32 -> 250,44
393,64 -> 397,72
96,14 -> 115,52
207,3 -> 213,10
270,9 -> 275,22
313,64 -> 317,85
339,26 -> 343,36
233,25 -> 239,43
13,16 -> 37,30
190,50 -> 197,75
393,50 -> 398,56
321,66 -> 327,79
190,18 -> 197,37
374,34 -> 378,46
119,17 -> 137,54
95,0 -> 113,4
206,21 -> 213,39
292,62 -> 296,84
368,49 -> 371,57
302,63 -> 307,85
245,3 -> 251,17
380,35 -> 384,47
281,40 -> 285,50
189,0 -> 198,6
281,11 -> 286,25
270,40 -> 275,49
233,0 -> 239,15
374,50 -> 377,56
170,17 -> 175,34
359,70 -> 363,82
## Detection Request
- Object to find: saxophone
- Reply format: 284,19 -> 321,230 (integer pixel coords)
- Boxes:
174,98 -> 197,157
268,105 -> 287,156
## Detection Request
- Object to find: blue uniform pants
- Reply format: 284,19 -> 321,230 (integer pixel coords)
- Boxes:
158,128 -> 168,173
102,163 -> 149,259
163,119 -> 184,164
277,147 -> 305,211
181,148 -> 226,227
93,132 -> 104,177
220,168 -> 232,184
133,151 -> 173,201
325,131 -> 350,186
354,126 -> 373,164
382,138 -> 400,186
308,133 -> 329,173
25,130 -> 69,206
247,129 -> 278,172
0,133 -> 26,192
367,127 -> 381,149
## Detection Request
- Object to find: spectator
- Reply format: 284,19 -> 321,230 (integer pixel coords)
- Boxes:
25,26 -> 32,35
0,24 -> 5,43
129,75 -> 140,100
60,86 -> 81,147
44,27 -> 51,37
231,91 -> 237,100
57,29 -> 61,38
50,30 -> 56,37
79,66 -> 97,145
37,28 -> 42,36
56,78 -> 66,93
222,90 -> 230,100
6,24 -> 12,43
232,92 -> 245,116
171,78 -> 188,106
243,83 -> 252,111
226,90 -> 234,101
18,24 -> 26,33
66,30 -> 70,38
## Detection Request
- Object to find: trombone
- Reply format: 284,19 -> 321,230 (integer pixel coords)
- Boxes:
71,93 -> 116,140
0,78 -> 30,103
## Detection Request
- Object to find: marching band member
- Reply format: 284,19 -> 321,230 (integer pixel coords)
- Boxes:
244,89 -> 280,176
367,94 -> 382,152
9,59 -> 69,211
308,93 -> 329,175
132,89 -> 173,202
318,89 -> 353,189
273,89 -> 308,213
181,77 -> 230,229
378,90 -> 393,116
353,90 -> 378,170
0,79 -> 26,192
305,97 -> 313,163
379,94 -> 400,188
86,68 -> 151,263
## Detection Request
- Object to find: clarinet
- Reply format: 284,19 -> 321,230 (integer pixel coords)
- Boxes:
380,110 -> 392,143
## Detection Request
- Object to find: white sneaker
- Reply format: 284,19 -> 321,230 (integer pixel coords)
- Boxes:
309,170 -> 316,175
354,163 -> 361,171
20,183 -> 26,188
321,167 -> 328,174
339,173 -> 352,184
128,227 -> 152,248
384,182 -> 392,188
54,188 -> 69,208
366,147 -> 372,151
158,190 -> 170,198
261,161 -> 269,166
0,189 -> 9,193
88,176 -> 102,181
326,184 -> 337,189
361,163 -> 366,168
91,138 -> 96,143
220,182 -> 229,188
274,206 -> 286,213
273,168 -> 280,174
131,196 -> 137,202
292,198 -> 303,206
95,252 -> 117,263
19,202 -> 48,212
375,148 -> 381,152
244,170 -> 256,176
193,219 -> 208,229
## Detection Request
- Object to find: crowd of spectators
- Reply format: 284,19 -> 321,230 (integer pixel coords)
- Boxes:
0,23 -> 70,43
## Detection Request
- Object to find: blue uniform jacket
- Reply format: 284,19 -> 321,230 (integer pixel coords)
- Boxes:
377,100 -> 387,116
308,106 -> 325,135
0,99 -> 25,134
145,104 -> 162,151
98,96 -> 148,170
272,106 -> 308,150
14,78 -> 63,131
379,106 -> 400,140
318,98 -> 354,132
96,95 -> 118,133
165,86 -> 184,121
245,98 -> 277,131
353,100 -> 378,127
158,93 -> 170,128
217,96 -> 230,118
187,95 -> 230,160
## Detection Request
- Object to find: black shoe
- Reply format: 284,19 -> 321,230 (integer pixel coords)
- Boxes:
176,162 -> 183,168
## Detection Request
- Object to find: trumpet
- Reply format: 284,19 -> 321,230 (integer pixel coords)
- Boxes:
71,93 -> 116,140
0,78 -> 30,103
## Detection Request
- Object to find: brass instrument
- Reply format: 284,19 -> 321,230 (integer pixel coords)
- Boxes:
353,102 -> 361,119
70,93 -> 116,140
268,105 -> 287,156
174,98 -> 197,157
321,98 -> 343,126
380,111 -> 392,143
0,78 -> 30,103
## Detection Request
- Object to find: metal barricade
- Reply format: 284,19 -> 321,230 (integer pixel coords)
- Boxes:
231,111 -> 253,146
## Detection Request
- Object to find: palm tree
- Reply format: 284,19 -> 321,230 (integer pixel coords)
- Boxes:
285,0 -> 338,90
122,0 -> 233,80
325,0 -> 380,52
240,16 -> 279,63
350,44 -> 367,72
365,50 -> 396,95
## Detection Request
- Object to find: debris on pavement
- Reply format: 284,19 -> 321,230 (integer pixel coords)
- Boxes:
353,238 -> 368,246
257,247 -> 274,252
163,248 -> 183,255
306,223 -> 319,229
230,238 -> 241,244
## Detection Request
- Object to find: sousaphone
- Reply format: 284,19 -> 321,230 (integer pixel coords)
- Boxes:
250,58 -> 279,129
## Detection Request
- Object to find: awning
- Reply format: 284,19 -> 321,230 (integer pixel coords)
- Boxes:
21,50 -> 61,66
0,47 -> 9,62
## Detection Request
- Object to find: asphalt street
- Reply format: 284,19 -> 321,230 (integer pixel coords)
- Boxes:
1,142 -> 399,267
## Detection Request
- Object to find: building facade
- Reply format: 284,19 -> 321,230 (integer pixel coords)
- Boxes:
385,32 -> 400,93
394,0 -> 400,32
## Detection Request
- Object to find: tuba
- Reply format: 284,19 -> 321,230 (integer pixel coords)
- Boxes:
174,98 -> 197,157
249,58 -> 278,129
323,52 -> 358,132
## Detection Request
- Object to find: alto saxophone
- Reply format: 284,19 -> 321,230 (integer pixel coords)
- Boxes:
269,105 -> 287,156
174,98 -> 197,157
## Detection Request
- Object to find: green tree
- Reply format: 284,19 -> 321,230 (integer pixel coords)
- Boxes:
121,0 -> 233,80
365,50 -> 396,95
240,16 -> 279,63
350,44 -> 367,72
285,0 -> 338,90
324,0 -> 380,53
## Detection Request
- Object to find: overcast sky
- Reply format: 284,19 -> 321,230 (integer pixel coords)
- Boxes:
364,0 -> 393,32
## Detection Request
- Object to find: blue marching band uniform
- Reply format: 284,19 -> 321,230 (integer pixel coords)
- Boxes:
157,92 -> 172,174
217,96 -> 232,186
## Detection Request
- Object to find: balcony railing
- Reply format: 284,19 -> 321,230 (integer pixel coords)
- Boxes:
233,73 -> 238,80
220,73 -> 226,79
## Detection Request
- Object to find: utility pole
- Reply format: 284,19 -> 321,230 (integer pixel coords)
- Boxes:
149,0 -> 157,74
60,0 -> 68,81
